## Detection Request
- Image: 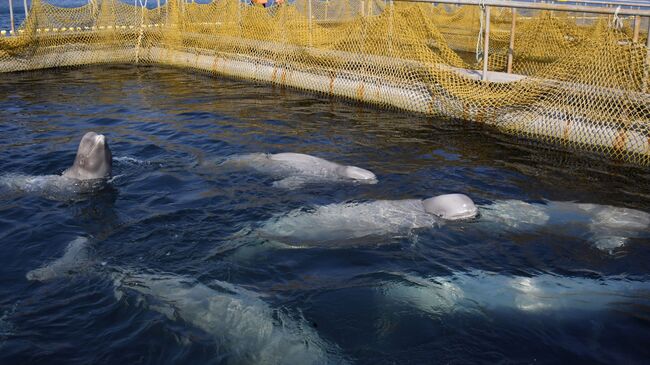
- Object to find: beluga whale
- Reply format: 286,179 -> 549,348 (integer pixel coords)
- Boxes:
26,237 -> 348,365
378,270 -> 650,317
222,152 -> 377,189
254,194 -> 649,252
0,132 -> 112,199
478,200 -> 650,251
256,194 -> 477,247
62,131 -> 112,180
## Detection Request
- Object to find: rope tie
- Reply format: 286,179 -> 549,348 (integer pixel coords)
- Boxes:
611,6 -> 623,30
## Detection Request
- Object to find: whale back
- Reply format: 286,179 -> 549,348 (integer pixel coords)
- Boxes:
63,132 -> 112,180
422,194 -> 478,220
269,153 -> 329,166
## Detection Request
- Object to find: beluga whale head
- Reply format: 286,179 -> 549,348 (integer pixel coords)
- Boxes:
423,194 -> 478,220
63,132 -> 112,180
336,165 -> 377,184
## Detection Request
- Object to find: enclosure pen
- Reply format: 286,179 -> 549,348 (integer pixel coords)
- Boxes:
1,0 -> 649,164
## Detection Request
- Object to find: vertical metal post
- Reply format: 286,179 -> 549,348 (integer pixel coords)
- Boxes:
22,0 -> 27,19
8,0 -> 15,34
632,15 -> 640,42
644,20 -> 650,93
507,8 -> 516,74
237,0 -> 241,35
482,6 -> 491,81
360,0 -> 365,18
157,0 -> 160,14
388,0 -> 393,55
308,0 -> 313,46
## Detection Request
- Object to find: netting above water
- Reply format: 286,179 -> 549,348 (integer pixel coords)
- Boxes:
1,0 -> 649,165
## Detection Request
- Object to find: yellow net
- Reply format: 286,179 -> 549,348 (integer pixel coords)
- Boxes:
1,0 -> 649,165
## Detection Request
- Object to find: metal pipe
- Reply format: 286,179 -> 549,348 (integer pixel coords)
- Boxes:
632,15 -> 640,42
552,0 -> 650,9
8,0 -> 14,34
507,8 -> 515,74
308,0 -> 313,46
392,0 -> 650,17
22,0 -> 27,19
325,0 -> 328,21
644,21 -> 650,93
482,6 -> 490,81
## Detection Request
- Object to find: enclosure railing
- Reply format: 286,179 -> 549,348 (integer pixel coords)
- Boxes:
394,0 -> 650,80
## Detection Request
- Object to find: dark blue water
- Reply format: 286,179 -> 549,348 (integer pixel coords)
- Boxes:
1,65 -> 650,364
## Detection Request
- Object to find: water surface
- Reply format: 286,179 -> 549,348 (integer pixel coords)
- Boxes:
0,65 -> 649,364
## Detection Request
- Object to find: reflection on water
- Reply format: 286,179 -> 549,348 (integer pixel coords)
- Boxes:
0,65 -> 649,364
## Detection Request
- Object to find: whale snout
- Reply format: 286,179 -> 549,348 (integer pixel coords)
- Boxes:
64,131 -> 112,180
343,166 -> 377,183
94,134 -> 106,145
423,194 -> 478,220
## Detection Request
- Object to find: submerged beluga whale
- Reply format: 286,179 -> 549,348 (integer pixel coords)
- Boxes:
222,152 -> 377,189
0,132 -> 112,198
26,237 -> 347,365
479,200 -> 650,251
379,270 -> 650,316
256,194 -> 650,251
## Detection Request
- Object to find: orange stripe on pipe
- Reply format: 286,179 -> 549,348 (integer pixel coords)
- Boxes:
356,82 -> 365,101
613,129 -> 628,151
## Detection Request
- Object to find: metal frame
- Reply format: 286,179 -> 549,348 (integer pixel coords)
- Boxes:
393,0 -> 650,17
395,0 -> 650,80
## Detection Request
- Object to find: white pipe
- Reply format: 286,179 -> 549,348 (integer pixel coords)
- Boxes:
393,0 -> 650,17
308,0 -> 312,46
482,6 -> 490,81
8,0 -> 15,34
507,8 -> 516,74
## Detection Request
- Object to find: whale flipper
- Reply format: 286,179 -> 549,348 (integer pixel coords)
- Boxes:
272,176 -> 311,189
26,237 -> 92,281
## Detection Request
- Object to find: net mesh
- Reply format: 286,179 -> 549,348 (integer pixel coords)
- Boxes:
1,0 -> 649,165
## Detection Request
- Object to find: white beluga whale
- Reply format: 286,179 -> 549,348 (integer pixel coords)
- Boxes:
62,131 -> 112,180
479,200 -> 650,251
26,237 -> 347,365
113,272 -> 344,365
223,152 -> 377,189
0,132 -> 112,199
256,194 -> 649,251
256,194 -> 478,247
380,270 -> 650,316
